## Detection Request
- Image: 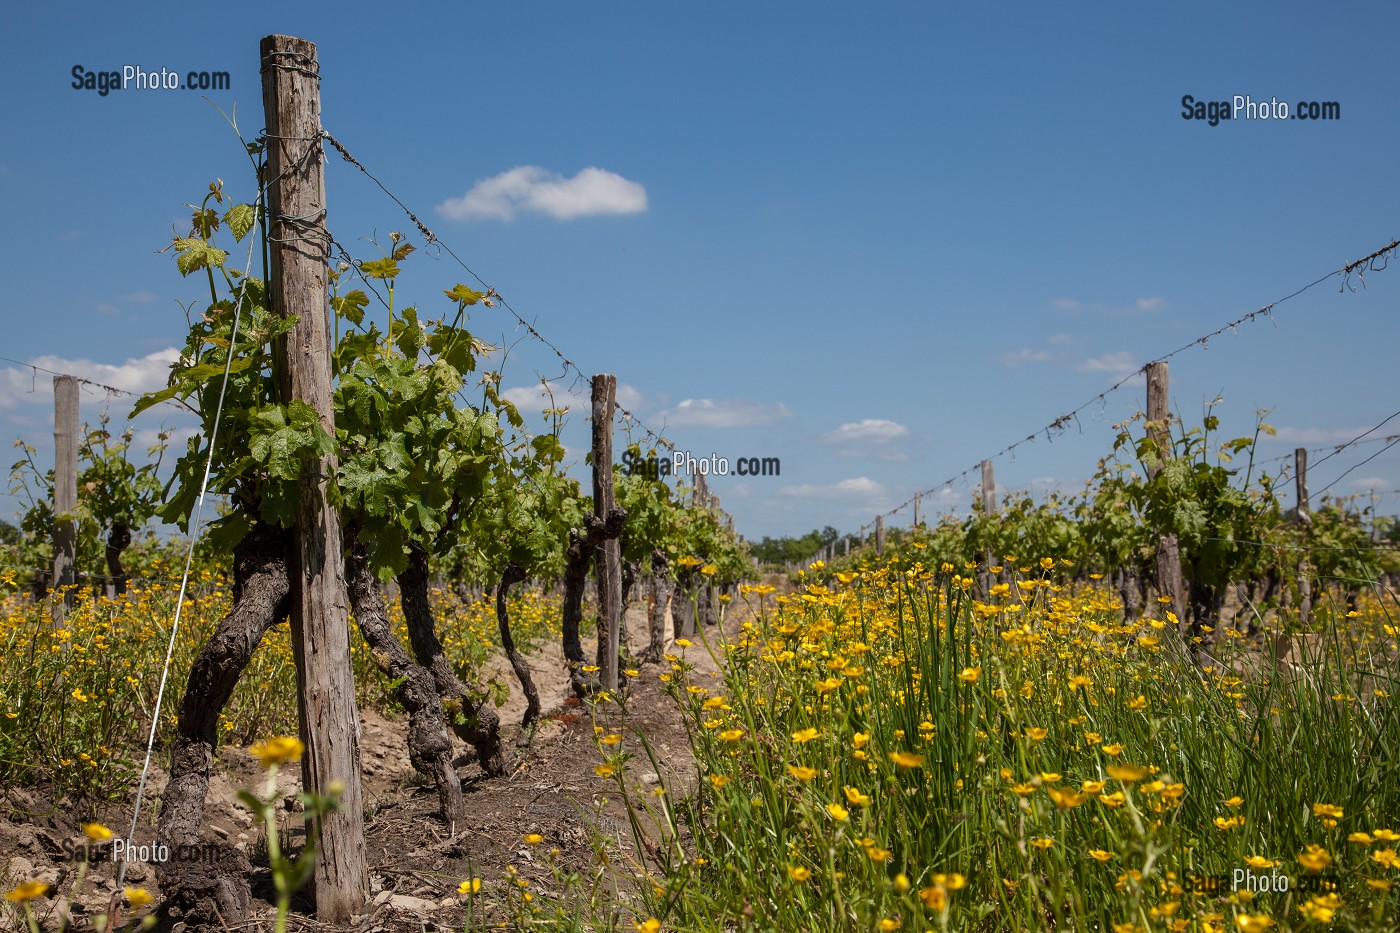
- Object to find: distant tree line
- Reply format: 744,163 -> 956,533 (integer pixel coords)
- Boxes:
748,525 -> 841,566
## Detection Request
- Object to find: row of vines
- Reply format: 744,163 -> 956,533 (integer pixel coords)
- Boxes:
830,410 -> 1398,639
0,154 -> 751,925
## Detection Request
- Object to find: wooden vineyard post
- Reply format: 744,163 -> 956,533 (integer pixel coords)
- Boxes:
980,460 -> 996,593
52,375 -> 79,618
1146,361 -> 1186,633
844,537 -> 850,558
913,491 -> 921,530
875,515 -> 885,555
591,375 -> 623,692
261,33 -> 367,922
1294,447 -> 1312,627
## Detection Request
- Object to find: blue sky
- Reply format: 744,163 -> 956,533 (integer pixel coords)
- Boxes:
1,3 -> 1397,539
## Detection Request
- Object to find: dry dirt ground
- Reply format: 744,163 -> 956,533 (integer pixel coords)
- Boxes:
0,601 -> 743,932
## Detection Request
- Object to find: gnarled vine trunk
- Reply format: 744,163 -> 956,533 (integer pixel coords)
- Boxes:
561,507 -> 626,698
345,533 -> 465,827
496,562 -> 540,741
155,523 -> 291,928
1117,567 -> 1143,621
697,578 -> 717,628
621,558 -> 639,613
1187,577 -> 1225,643
561,528 -> 595,698
672,568 -> 697,639
398,543 -> 506,778
642,550 -> 671,663
106,522 -> 132,596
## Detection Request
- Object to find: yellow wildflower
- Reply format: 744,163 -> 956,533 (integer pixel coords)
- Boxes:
5,881 -> 50,903
83,823 -> 114,842
249,736 -> 304,768
1297,845 -> 1332,872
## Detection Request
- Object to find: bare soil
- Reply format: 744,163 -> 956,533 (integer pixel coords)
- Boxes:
1,601 -> 739,932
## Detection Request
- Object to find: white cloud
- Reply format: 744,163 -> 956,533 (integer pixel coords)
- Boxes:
126,291 -> 159,304
1272,426 -> 1374,445
500,380 -> 644,418
931,485 -> 964,506
997,347 -> 1051,366
662,398 -> 792,429
779,477 -> 886,499
1052,297 -> 1166,316
1076,351 -> 1139,378
615,383 -> 645,411
438,166 -> 648,222
821,419 -> 909,444
131,425 -> 198,452
0,349 -> 178,410
500,381 -> 586,415
837,448 -> 910,462
1347,476 -> 1390,490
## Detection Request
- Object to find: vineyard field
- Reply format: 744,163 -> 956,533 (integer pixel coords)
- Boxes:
2,562 -> 1397,932
3,15 -> 1400,933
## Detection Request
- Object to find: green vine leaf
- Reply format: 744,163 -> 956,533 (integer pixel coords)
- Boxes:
225,203 -> 258,242
173,237 -> 230,277
443,284 -> 484,305
359,257 -> 400,281
331,289 -> 369,326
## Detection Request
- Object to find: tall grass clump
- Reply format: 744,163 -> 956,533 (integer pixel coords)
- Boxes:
637,555 -> 1399,932
0,567 -> 560,809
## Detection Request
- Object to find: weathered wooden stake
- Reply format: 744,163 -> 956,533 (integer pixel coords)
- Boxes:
1146,361 -> 1186,630
912,491 -> 921,529
262,33 -> 367,922
52,375 -> 79,617
875,515 -> 885,555
591,375 -> 623,692
980,460 -> 996,591
1295,447 -> 1312,625
1146,362 -> 1171,465
1294,447 -> 1310,523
